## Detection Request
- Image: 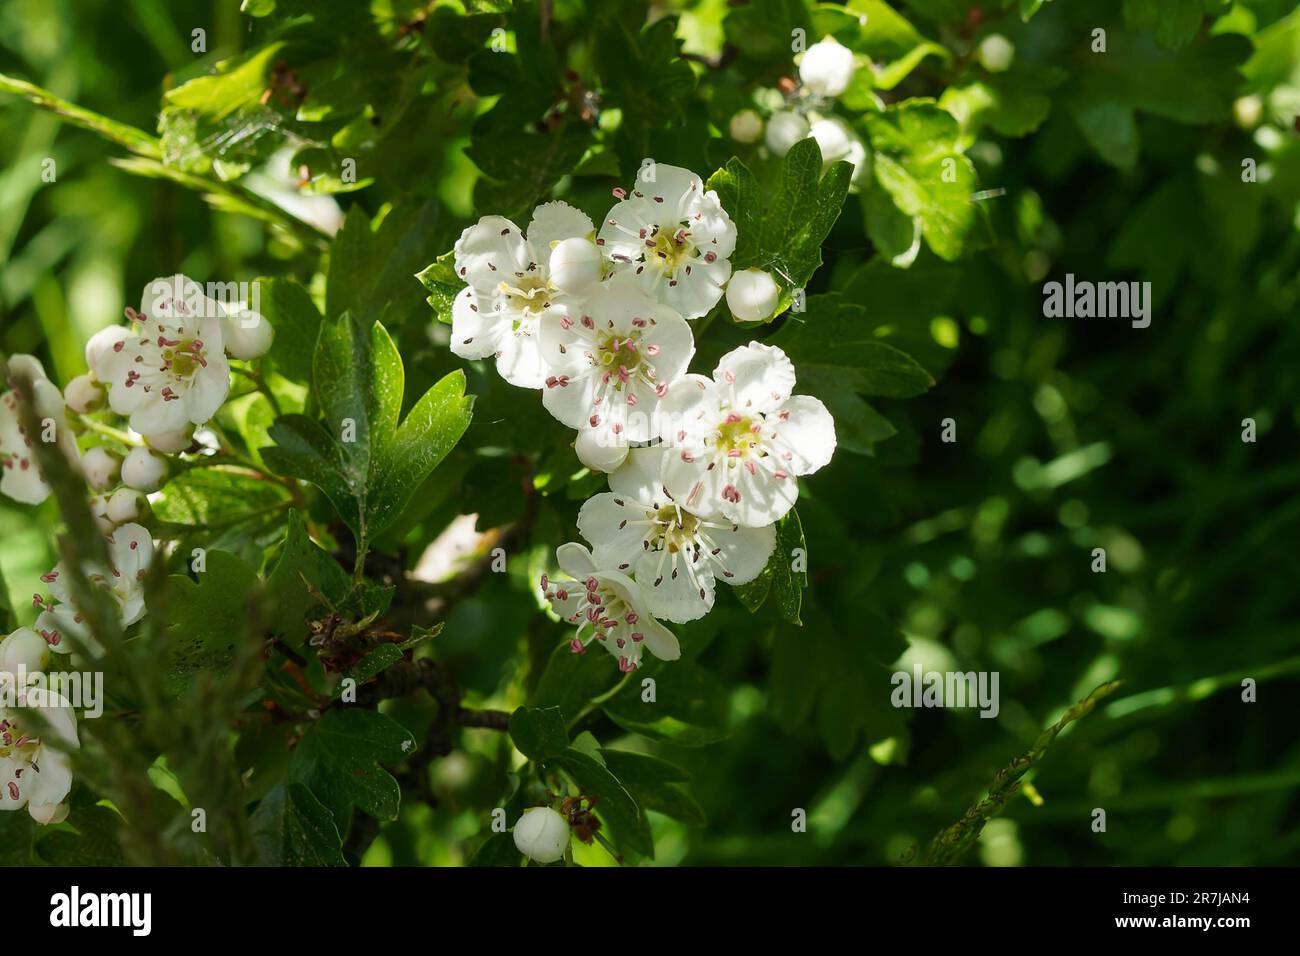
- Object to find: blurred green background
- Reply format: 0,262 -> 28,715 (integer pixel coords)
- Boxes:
3,0 -> 1299,866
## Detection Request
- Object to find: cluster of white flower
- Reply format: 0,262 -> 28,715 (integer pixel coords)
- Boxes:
0,637 -> 79,824
449,164 -> 837,671
728,36 -> 868,181
1,273 -> 268,823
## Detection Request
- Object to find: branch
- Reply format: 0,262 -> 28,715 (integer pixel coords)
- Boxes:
922,680 -> 1123,866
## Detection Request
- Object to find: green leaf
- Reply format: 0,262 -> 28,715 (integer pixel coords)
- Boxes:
152,466 -> 289,529
415,251 -> 461,326
508,705 -> 569,761
708,140 -> 852,315
546,747 -> 653,858
770,294 -> 935,398
530,641 -> 625,727
326,201 -> 447,327
602,660 -> 730,746
863,101 -> 977,262
842,0 -> 951,91
287,708 -> 417,827
0,810 -> 36,865
250,783 -> 348,866
258,276 -> 323,384
730,509 -> 808,624
469,832 -> 524,867
348,644 -> 403,682
33,804 -> 126,866
262,313 -> 473,541
160,550 -> 260,688
600,749 -> 706,825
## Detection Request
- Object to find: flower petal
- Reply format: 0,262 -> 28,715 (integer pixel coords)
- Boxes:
714,342 -> 796,414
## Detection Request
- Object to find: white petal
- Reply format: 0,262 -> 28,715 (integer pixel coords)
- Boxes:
556,542 -> 598,579
185,351 -> 231,426
578,493 -> 650,573
708,521 -> 776,585
634,548 -> 715,623
772,394 -> 837,475
527,200 -> 595,252
494,323 -> 549,389
453,217 -> 530,291
608,447 -> 670,503
714,342 -> 796,414
109,522 -> 154,581
450,286 -> 505,360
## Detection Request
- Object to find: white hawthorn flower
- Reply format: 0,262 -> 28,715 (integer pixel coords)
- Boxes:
596,164 -> 736,320
577,448 -> 775,623
80,446 -> 120,491
538,273 -> 694,467
34,522 -> 154,658
766,110 -> 810,156
93,275 -> 231,437
539,542 -> 680,672
726,268 -> 781,322
0,355 -> 78,506
658,342 -> 836,526
450,201 -> 596,389
0,680 -> 78,824
513,807 -> 570,864
799,36 -> 857,98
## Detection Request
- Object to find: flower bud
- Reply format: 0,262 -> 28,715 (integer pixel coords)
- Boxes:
89,493 -> 114,533
121,446 -> 167,492
575,427 -> 630,474
0,627 -> 51,675
1234,95 -> 1263,130
84,325 -> 131,375
548,238 -> 603,294
809,117 -> 853,164
107,487 -> 147,524
513,807 -> 570,864
799,37 -> 856,98
765,110 -> 810,156
144,427 -> 194,454
81,446 -> 120,490
977,34 -> 1015,73
220,308 -> 275,360
729,109 -> 764,144
726,268 -> 781,322
63,373 -> 105,414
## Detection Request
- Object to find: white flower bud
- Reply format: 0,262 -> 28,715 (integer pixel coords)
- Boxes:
107,487 -> 146,524
144,427 -> 194,454
513,807 -> 570,864
575,427 -> 630,474
765,110 -> 810,156
809,117 -> 853,164
81,446 -> 120,490
1234,95 -> 1263,130
121,446 -> 167,492
799,37 -> 857,98
220,308 -> 275,360
977,34 -> 1015,73
1,627 -> 50,675
63,373 -> 105,414
548,238 -> 603,294
729,109 -> 764,144
89,493 -> 114,533
726,268 -> 781,322
28,802 -> 70,826
84,325 -> 131,375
